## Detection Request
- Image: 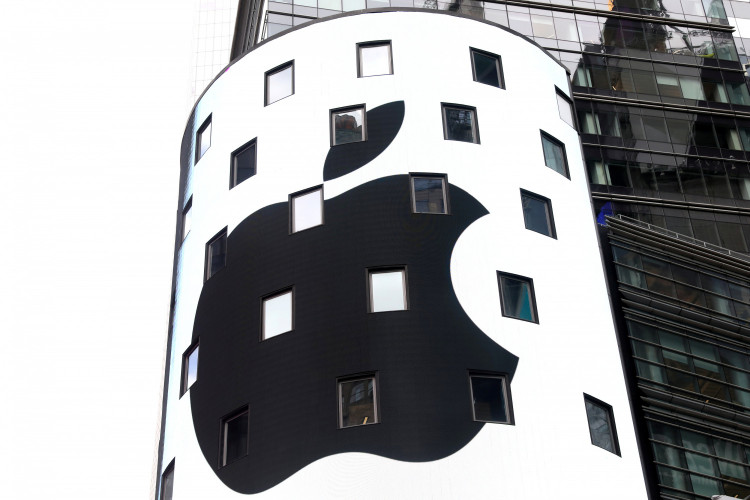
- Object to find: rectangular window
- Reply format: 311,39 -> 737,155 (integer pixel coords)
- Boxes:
469,373 -> 512,424
584,395 -> 620,455
160,460 -> 174,500
358,41 -> 393,77
411,174 -> 448,214
520,190 -> 556,238
291,186 -> 323,232
180,340 -> 199,397
230,139 -> 257,188
369,268 -> 407,313
497,272 -> 538,323
331,105 -> 366,145
220,406 -> 249,466
470,48 -> 503,88
182,196 -> 192,241
196,115 -> 212,163
556,88 -> 576,128
540,131 -> 569,177
205,228 -> 227,281
338,375 -> 378,428
442,104 -> 479,143
262,288 -> 293,340
265,61 -> 294,106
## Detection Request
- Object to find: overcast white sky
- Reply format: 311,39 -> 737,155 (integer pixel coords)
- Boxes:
0,1 -> 196,497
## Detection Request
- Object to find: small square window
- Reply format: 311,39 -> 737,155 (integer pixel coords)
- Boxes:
584,395 -> 620,455
262,288 -> 293,340
220,406 -> 249,466
196,115 -> 212,163
205,228 -> 227,281
358,41 -> 393,77
470,48 -> 503,88
497,272 -> 538,323
442,104 -> 479,143
469,373 -> 512,424
182,196 -> 192,241
180,340 -> 199,396
291,187 -> 323,233
331,105 -> 366,145
556,88 -> 576,128
338,375 -> 378,428
265,61 -> 294,106
160,460 -> 174,500
540,131 -> 569,177
369,268 -> 407,313
230,139 -> 257,188
520,190 -> 556,238
411,174 -> 448,214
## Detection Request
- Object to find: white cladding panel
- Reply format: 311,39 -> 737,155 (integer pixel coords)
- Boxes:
161,10 -> 649,499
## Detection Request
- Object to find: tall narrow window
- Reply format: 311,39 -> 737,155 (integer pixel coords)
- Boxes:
182,196 -> 192,241
498,272 -> 538,323
331,105 -> 366,145
411,174 -> 448,214
196,115 -> 212,163
358,41 -> 393,77
469,373 -> 512,423
220,406 -> 249,466
230,139 -> 257,188
584,395 -> 620,455
520,190 -> 556,238
265,61 -> 294,105
442,104 -> 479,143
556,88 -> 576,128
180,340 -> 199,396
262,288 -> 293,340
338,375 -> 378,428
291,187 -> 323,232
470,48 -> 503,88
540,131 -> 569,177
205,228 -> 227,281
160,460 -> 174,500
369,268 -> 407,312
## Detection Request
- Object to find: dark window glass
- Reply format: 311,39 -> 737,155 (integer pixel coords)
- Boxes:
471,49 -> 502,88
584,396 -> 619,454
443,105 -> 478,143
181,341 -> 199,396
521,190 -> 556,238
339,376 -> 377,428
221,407 -> 249,466
196,115 -> 212,163
412,176 -> 446,214
541,132 -> 568,177
470,374 -> 510,423
331,106 -> 365,145
160,462 -> 174,500
205,229 -> 227,281
231,140 -> 257,188
498,272 -> 538,323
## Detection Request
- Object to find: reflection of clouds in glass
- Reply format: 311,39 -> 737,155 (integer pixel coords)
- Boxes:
263,291 -> 293,338
267,65 -> 293,104
293,189 -> 322,232
186,345 -> 199,389
370,270 -> 406,312
360,44 -> 391,77
199,121 -> 212,157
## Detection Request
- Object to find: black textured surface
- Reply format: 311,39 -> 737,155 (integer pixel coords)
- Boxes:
323,101 -> 405,181
191,175 -> 518,493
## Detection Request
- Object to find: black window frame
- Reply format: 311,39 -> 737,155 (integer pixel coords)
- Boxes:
204,227 -> 228,282
264,60 -> 295,106
230,138 -> 257,189
330,104 -> 367,146
520,189 -> 557,239
182,196 -> 192,242
441,103 -> 480,144
367,266 -> 409,313
583,394 -> 621,456
195,114 -> 212,164
410,173 -> 449,215
260,286 -> 295,341
468,371 -> 514,424
539,130 -> 570,178
180,339 -> 200,397
497,271 -> 539,324
337,372 -> 380,429
159,459 -> 175,500
289,185 -> 324,233
219,405 -> 250,467
357,40 -> 393,78
469,47 -> 504,89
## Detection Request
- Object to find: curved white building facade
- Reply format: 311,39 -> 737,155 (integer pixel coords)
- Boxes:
157,9 -> 649,499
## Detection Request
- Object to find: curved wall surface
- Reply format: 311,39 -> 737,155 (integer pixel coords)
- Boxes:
159,9 -> 649,499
